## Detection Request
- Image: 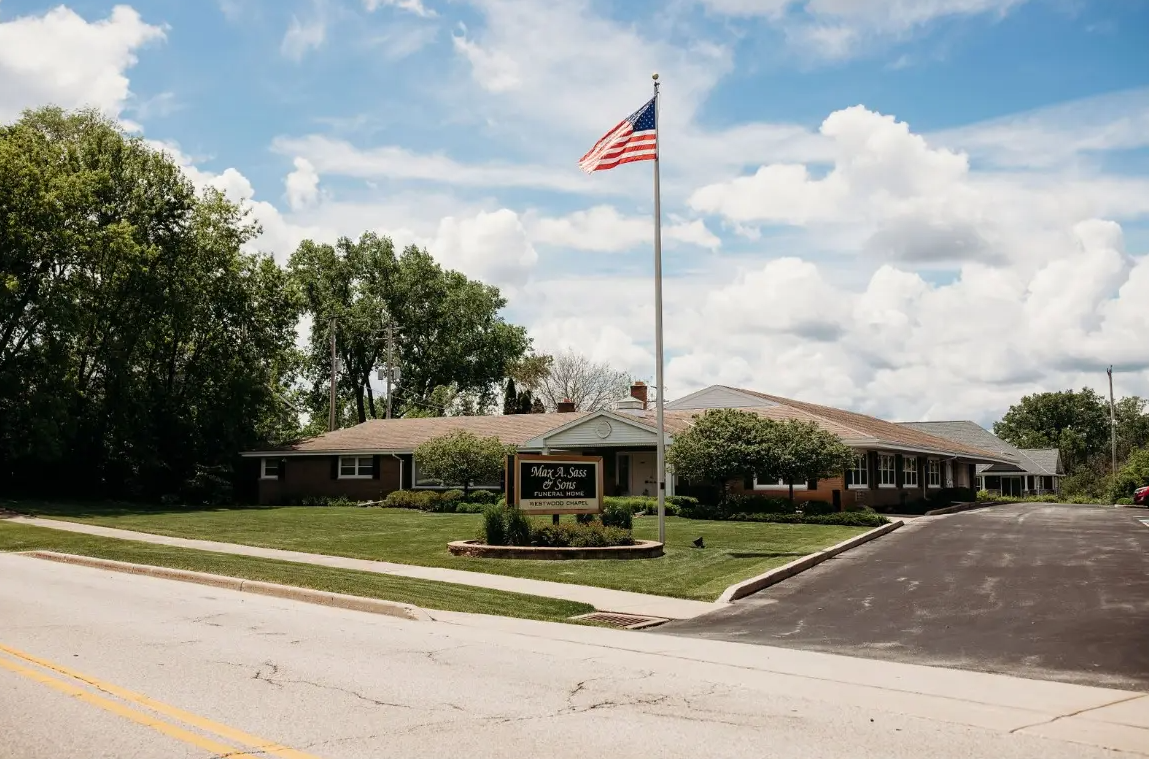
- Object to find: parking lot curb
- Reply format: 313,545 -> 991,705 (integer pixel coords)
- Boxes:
925,501 -> 997,516
19,551 -> 430,621
717,520 -> 904,603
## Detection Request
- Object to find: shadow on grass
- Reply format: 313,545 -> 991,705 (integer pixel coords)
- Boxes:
0,499 -> 280,519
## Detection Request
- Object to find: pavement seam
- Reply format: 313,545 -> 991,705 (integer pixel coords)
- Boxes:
1007,693 -> 1147,734
430,614 -> 1146,727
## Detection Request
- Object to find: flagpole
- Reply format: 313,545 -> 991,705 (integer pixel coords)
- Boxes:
651,72 -> 667,545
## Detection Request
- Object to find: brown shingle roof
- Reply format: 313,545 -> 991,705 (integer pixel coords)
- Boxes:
731,387 -> 1007,459
254,412 -> 589,454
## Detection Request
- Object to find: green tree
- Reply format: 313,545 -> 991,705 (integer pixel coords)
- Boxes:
1110,446 -> 1149,501
993,389 -> 1109,473
507,353 -> 552,392
768,420 -> 855,502
502,377 -> 519,415
666,409 -> 780,499
0,106 -> 301,499
413,430 -> 512,496
1115,396 -> 1149,462
289,235 -> 529,425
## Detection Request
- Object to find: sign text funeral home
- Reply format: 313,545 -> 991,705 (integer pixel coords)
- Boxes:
508,454 -> 604,515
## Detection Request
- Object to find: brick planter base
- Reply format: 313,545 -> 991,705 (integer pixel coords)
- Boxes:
447,539 -> 664,560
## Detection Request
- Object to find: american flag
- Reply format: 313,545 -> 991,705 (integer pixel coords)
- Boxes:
578,96 -> 657,174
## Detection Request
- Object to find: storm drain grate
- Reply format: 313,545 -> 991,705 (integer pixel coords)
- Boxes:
571,612 -> 669,630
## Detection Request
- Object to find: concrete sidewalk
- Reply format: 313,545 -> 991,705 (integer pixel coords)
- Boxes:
9,516 -> 724,620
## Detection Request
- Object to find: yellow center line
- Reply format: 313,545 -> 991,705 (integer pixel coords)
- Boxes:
0,643 -> 324,759
0,655 -> 260,758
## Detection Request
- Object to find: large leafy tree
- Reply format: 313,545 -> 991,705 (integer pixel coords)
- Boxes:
413,430 -> 512,496
768,420 -> 855,502
666,409 -> 780,499
289,234 -> 529,424
0,107 -> 301,499
993,389 -> 1110,473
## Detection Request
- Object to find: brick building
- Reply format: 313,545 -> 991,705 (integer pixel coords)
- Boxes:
243,384 -> 1014,507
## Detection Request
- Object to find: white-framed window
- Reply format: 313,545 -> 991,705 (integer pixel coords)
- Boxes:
753,477 -> 807,491
339,456 -> 374,479
927,459 -> 942,488
261,458 -> 280,479
847,453 -> 868,489
878,454 -> 897,488
903,456 -> 918,487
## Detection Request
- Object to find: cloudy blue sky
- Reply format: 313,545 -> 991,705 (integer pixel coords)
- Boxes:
2,0 -> 1148,423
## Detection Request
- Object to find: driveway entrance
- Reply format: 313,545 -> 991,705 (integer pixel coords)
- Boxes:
660,503 -> 1149,691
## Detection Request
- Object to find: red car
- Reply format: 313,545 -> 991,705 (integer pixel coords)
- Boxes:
1135,485 -> 1149,506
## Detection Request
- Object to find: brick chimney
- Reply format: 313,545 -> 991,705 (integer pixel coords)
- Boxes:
630,381 -> 648,410
556,398 -> 576,413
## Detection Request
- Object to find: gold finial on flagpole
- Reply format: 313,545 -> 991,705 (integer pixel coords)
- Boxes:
652,72 -> 659,80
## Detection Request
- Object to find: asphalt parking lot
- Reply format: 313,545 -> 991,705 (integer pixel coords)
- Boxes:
661,503 -> 1149,691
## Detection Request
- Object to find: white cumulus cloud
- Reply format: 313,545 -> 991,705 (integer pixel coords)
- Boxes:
0,5 -> 165,122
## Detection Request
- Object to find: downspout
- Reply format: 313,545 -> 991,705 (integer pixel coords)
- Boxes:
391,454 -> 405,490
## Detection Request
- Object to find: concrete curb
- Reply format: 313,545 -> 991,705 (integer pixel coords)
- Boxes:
716,520 -> 904,603
19,551 -> 430,622
925,501 -> 997,516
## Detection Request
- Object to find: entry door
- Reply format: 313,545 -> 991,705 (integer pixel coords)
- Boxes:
629,453 -> 656,497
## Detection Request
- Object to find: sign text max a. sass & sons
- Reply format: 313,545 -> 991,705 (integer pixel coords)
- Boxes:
510,454 -> 604,515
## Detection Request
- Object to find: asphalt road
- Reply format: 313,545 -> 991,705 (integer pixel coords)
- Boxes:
1,553 -> 1140,758
663,503 -> 1149,690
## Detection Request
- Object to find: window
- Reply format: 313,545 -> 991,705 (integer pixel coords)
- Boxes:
261,458 -> 280,479
878,454 -> 896,488
753,476 -> 807,491
339,456 -> 373,478
927,459 -> 942,488
846,453 -> 868,489
902,456 -> 918,487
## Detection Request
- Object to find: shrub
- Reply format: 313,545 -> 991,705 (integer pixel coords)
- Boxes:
469,489 -> 501,505
730,494 -> 798,515
414,491 -> 443,511
481,504 -> 508,545
1116,497 -> 1134,506
667,494 -> 699,510
441,489 -> 466,505
179,465 -> 234,506
601,501 -> 633,529
679,501 -> 727,520
383,490 -> 421,509
976,489 -> 992,501
455,502 -> 485,513
529,522 -> 635,548
505,508 -> 533,546
804,511 -> 887,527
431,499 -> 457,513
325,497 -> 357,508
575,512 -> 597,525
801,500 -> 836,516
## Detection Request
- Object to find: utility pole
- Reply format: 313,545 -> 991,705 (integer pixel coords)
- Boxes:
328,317 -> 338,432
385,321 -> 396,420
1107,365 -> 1117,481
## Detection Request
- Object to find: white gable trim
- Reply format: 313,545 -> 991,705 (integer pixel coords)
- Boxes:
519,410 -> 665,449
665,385 -> 776,411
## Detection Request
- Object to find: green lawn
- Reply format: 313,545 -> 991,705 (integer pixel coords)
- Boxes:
0,521 -> 592,623
8,502 -> 867,601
